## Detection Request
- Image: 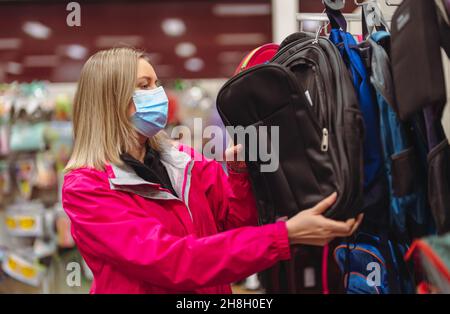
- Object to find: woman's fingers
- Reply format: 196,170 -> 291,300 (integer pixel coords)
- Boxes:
345,218 -> 356,225
310,192 -> 337,215
326,214 -> 364,238
356,213 -> 364,225
224,144 -> 243,161
288,194 -> 364,246
350,213 -> 364,234
323,217 -> 355,235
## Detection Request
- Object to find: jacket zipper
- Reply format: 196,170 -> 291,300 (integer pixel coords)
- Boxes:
182,160 -> 195,223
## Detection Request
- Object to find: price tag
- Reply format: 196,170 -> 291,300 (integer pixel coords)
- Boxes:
5,209 -> 43,237
2,253 -> 43,287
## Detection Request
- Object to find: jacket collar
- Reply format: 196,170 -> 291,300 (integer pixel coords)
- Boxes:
106,143 -> 194,207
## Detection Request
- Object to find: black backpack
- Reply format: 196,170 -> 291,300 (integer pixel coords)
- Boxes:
216,32 -> 364,224
390,0 -> 447,121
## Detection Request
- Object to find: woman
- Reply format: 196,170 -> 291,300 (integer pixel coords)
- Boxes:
62,47 -> 363,294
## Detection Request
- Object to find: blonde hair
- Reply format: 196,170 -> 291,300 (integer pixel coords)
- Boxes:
65,47 -> 166,172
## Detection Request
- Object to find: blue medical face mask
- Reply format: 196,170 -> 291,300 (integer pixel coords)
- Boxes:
131,86 -> 169,138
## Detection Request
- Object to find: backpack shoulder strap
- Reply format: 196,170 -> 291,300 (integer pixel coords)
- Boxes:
325,7 -> 347,32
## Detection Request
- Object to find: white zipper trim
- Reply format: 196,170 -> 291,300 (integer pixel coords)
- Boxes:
183,160 -> 195,222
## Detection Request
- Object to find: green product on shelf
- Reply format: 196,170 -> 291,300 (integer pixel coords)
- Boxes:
10,122 -> 46,152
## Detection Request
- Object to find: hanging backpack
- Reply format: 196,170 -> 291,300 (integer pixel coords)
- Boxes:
216,32 -> 364,293
367,31 -> 435,242
390,0 -> 447,121
334,231 -> 414,294
227,41 -> 344,294
233,43 -> 279,75
326,7 -> 383,191
217,31 -> 364,224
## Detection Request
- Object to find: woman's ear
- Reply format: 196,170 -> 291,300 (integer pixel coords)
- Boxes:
128,99 -> 136,117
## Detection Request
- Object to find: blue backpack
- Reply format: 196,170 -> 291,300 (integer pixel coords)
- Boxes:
334,232 -> 414,294
368,31 -> 435,240
328,27 -> 383,189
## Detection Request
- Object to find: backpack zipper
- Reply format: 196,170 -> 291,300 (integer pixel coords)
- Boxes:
275,42 -> 332,131
275,41 -> 334,154
321,128 -> 329,152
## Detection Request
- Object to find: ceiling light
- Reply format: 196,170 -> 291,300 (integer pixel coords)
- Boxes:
66,44 -> 88,60
95,35 -> 143,48
175,42 -> 197,58
59,44 -> 88,60
216,33 -> 267,46
161,18 -> 186,37
6,62 -> 23,75
23,55 -> 59,67
188,86 -> 203,102
22,21 -> 51,39
0,38 -> 22,50
184,57 -> 204,72
213,4 -> 271,16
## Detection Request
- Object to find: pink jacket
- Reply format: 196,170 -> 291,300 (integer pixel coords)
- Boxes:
62,144 -> 291,294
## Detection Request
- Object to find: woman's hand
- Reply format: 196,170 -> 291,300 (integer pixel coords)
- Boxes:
286,192 -> 364,246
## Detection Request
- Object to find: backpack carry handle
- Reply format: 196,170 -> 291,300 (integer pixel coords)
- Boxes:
361,3 -> 390,40
325,6 -> 348,32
